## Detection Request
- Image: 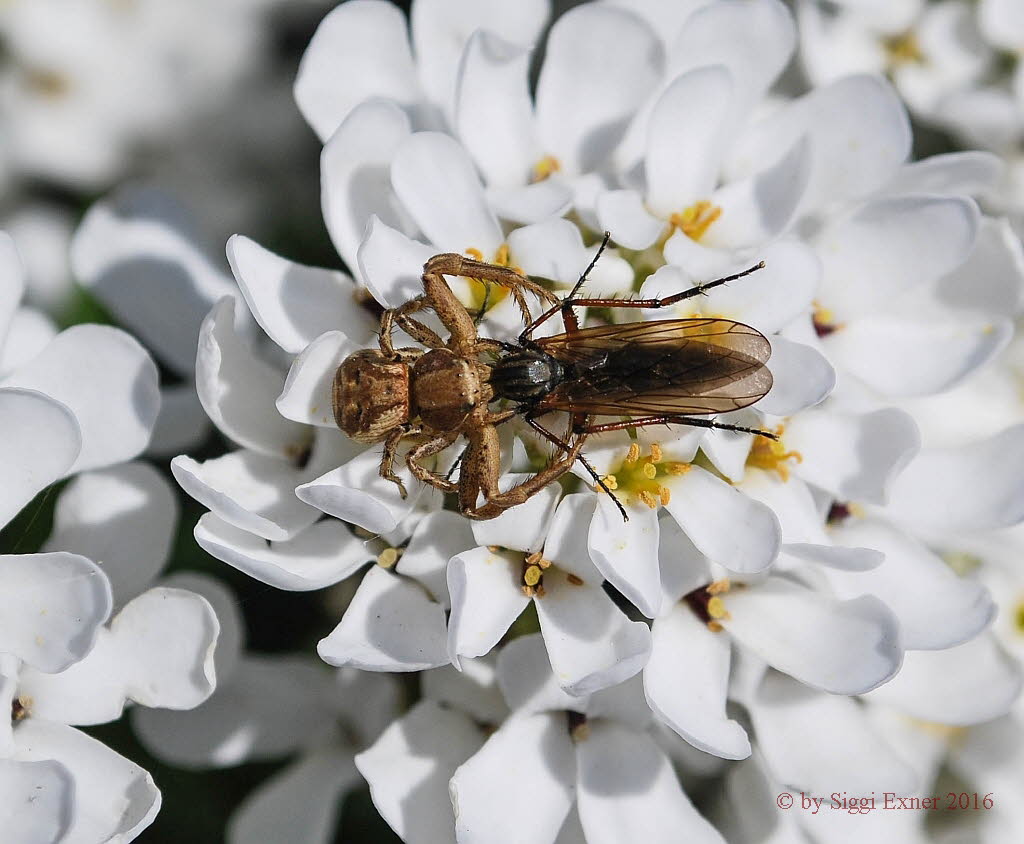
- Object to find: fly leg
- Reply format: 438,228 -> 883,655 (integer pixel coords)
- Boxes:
523,413 -> 628,521
521,251 -> 766,342
574,415 -> 778,441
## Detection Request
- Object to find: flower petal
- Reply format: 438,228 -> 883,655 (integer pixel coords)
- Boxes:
669,0 -> 795,118
296,447 -> 424,535
816,195 -> 979,321
536,569 -> 652,696
451,712 -> 575,844
496,633 -> 584,716
645,66 -> 734,215
751,670 -> 917,797
786,407 -> 920,504
294,0 -> 419,141
133,655 -> 334,769
882,150 -> 1003,197
644,604 -> 750,760
227,748 -> 359,844
0,552 -> 111,674
276,331 -> 361,428
226,236 -> 374,355
588,496 -> 662,617
722,578 -> 903,695
12,721 -> 160,843
454,31 -> 538,188
469,474 -> 560,553
487,180 -> 574,226
391,132 -> 502,254
357,215 -> 444,309
0,388 -> 80,529
321,99 -> 415,277
827,518 -> 995,650
0,758 -> 72,843
759,337 -> 835,417
3,326 -> 159,472
69,186 -> 239,376
43,462 -> 177,607
596,190 -> 666,251
0,307 -> 58,377
537,4 -> 663,174
194,513 -> 370,591
932,215 -> 1024,319
195,297 -> 309,457
884,424 -> 1024,535
576,721 -> 725,844
397,511 -> 476,609
318,566 -> 449,671
827,314 -> 1011,397
19,586 -> 218,724
422,658 -> 508,725
147,383 -> 210,457
663,465 -> 781,575
356,700 -> 485,843
171,450 -> 319,542
866,634 -> 1022,725
447,547 -> 530,667
411,0 -> 550,123
730,75 -> 910,216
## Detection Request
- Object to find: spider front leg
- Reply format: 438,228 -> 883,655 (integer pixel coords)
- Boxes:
379,425 -> 421,498
379,296 -> 444,356
459,422 -> 587,521
405,430 -> 461,493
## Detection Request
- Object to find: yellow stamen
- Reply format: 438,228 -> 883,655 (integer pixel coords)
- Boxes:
1015,599 -> 1024,635
707,578 -> 731,595
638,490 -> 658,509
25,68 -> 70,98
524,565 -> 543,587
746,425 -> 802,482
566,573 -> 585,586
376,547 -> 400,569
494,243 -> 510,266
571,721 -> 590,741
641,462 -> 657,480
706,596 -> 731,620
665,462 -> 691,475
649,443 -> 663,463
525,550 -> 544,565
598,474 -> 618,491
465,247 -> 484,261
707,620 -> 724,633
883,31 -> 924,66
532,155 -> 562,182
669,200 -> 722,242
625,442 -> 641,464
659,487 -> 671,506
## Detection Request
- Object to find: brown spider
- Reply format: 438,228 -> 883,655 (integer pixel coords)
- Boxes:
334,239 -> 774,521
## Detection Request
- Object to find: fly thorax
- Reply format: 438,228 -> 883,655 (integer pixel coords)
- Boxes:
489,351 -> 564,403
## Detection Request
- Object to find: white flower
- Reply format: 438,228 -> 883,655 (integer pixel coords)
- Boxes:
0,0 -> 276,188
448,634 -> 726,844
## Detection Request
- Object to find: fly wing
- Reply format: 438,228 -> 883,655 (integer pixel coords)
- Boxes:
533,318 -> 773,416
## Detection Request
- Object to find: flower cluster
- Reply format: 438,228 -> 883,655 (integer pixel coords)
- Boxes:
142,0 -> 1024,841
0,234 -> 220,840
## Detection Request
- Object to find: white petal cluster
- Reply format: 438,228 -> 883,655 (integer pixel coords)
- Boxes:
1,234 -> 220,841
104,0 -> 1024,841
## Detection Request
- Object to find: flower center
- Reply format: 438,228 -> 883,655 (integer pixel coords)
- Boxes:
668,200 -> 722,243
566,710 -> 589,742
11,696 -> 30,721
24,68 -> 71,99
376,547 -> 402,568
683,580 -> 732,632
883,31 -> 924,67
463,244 -> 520,315
812,301 -> 842,337
745,426 -> 802,481
596,442 -> 690,509
1013,598 -> 1024,636
531,155 -> 561,183
520,550 -> 585,598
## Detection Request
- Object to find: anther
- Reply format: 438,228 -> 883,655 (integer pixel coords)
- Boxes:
625,443 -> 640,464
376,547 -> 400,569
638,490 -> 658,509
649,443 -> 663,462
641,462 -> 657,479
